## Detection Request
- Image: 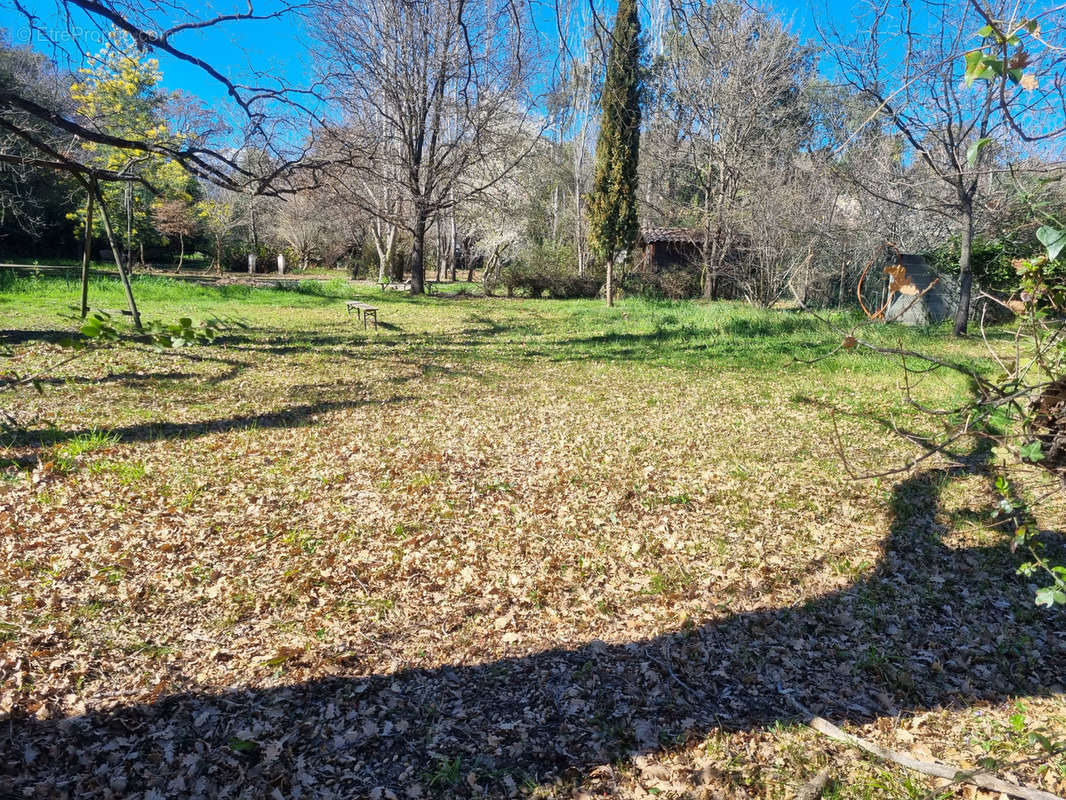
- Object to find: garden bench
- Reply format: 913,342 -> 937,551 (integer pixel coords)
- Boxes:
346,300 -> 378,329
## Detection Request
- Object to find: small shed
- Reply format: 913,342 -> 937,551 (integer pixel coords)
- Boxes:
637,228 -> 701,272
883,254 -> 960,326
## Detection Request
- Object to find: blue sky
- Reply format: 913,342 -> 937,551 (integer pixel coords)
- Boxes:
1,0 -> 864,107
1,0 -> 313,102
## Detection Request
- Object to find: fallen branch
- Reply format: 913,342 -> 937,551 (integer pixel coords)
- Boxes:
782,692 -> 1063,800
795,769 -> 830,800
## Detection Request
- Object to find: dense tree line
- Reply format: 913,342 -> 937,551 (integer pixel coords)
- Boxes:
1,0 -> 1064,316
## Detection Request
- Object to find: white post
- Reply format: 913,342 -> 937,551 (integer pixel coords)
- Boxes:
277,253 -> 286,275
247,253 -> 257,274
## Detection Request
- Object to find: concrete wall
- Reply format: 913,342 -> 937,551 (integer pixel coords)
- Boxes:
884,255 -> 960,326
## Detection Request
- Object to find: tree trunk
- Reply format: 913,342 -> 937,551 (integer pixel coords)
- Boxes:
953,198 -> 974,336
702,182 -> 713,300
574,187 -> 585,277
410,210 -> 427,295
449,211 -> 457,282
605,258 -> 614,307
838,255 -> 846,308
124,182 -> 132,271
177,233 -> 185,270
79,182 -> 95,318
435,214 -> 444,282
95,182 -> 142,330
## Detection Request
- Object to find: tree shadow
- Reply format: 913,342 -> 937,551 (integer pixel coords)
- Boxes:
212,329 -> 386,356
3,395 -> 413,451
22,370 -> 196,387
3,442 -> 1063,798
0,329 -> 74,347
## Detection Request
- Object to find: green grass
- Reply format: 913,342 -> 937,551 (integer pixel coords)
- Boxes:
1,271 -> 993,394
50,428 -> 120,472
3,272 -> 1058,800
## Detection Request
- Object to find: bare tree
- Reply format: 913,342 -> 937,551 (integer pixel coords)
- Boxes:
822,0 -> 1063,334
649,0 -> 815,301
152,197 -> 196,268
1,1 -> 335,324
2,0 -> 328,194
311,0 -> 547,294
196,185 -> 247,273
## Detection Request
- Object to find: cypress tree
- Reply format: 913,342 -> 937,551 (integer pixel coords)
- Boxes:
587,0 -> 642,307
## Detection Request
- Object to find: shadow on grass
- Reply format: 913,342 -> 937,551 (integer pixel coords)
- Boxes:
25,370 -> 196,387
0,329 -> 75,347
3,396 -> 413,454
3,441 -> 1063,797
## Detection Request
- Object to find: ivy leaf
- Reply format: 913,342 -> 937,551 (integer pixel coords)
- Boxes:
966,137 -> 992,166
1019,441 -> 1044,462
1035,586 -> 1065,607
1036,225 -> 1066,262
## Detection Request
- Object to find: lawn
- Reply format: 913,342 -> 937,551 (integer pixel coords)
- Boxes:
1,273 -> 1064,799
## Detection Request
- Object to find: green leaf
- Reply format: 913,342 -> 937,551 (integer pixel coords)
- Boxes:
1036,225 -> 1066,261
1035,586 -> 1066,607
1028,732 -> 1054,752
1020,441 -> 1045,462
964,53 -> 1004,86
966,137 -> 992,165
227,737 -> 257,753
975,24 -> 994,38
964,51 -> 986,86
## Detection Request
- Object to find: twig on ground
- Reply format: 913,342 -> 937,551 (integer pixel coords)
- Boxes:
643,641 -> 700,702
780,690 -> 1064,800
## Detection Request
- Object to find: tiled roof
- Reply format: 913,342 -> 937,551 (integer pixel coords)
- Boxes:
639,227 -> 699,244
